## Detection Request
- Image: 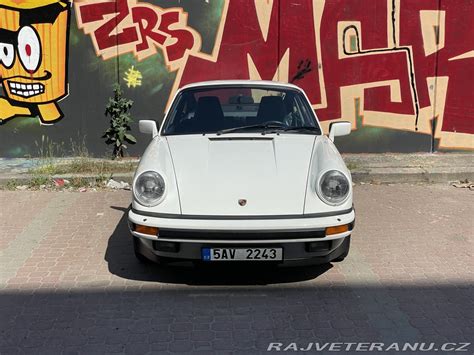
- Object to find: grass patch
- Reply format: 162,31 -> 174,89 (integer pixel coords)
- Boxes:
4,180 -> 21,190
29,175 -> 51,188
346,162 -> 359,171
1,135 -> 137,191
69,177 -> 85,187
30,158 -> 137,176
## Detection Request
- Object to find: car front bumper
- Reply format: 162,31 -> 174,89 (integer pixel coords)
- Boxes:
128,208 -> 355,265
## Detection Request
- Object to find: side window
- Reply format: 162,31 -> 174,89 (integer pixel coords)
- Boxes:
164,94 -> 190,133
295,95 -> 316,126
177,94 -> 197,122
174,96 -> 187,122
283,94 -> 304,126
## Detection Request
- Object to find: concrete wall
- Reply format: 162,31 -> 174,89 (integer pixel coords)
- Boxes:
1,0 -> 473,157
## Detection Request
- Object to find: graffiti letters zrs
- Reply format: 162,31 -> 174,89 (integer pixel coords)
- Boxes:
0,0 -> 70,124
173,0 -> 473,150
75,0 -> 201,70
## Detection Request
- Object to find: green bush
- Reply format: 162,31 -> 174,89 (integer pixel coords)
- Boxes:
103,84 -> 136,159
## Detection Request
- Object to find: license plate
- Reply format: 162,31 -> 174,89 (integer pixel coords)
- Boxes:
201,248 -> 283,261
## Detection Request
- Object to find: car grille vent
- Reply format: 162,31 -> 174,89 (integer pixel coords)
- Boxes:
158,229 -> 326,241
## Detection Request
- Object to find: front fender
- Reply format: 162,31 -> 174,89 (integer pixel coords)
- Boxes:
304,136 -> 353,214
132,137 -> 181,214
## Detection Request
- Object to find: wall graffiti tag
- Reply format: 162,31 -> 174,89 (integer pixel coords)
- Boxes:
75,0 -> 201,71
0,0 -> 70,124
124,65 -> 142,88
76,0 -> 473,149
1,0 -> 471,153
171,0 -> 474,150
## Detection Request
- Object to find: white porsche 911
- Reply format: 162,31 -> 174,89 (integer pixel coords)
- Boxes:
128,80 -> 354,266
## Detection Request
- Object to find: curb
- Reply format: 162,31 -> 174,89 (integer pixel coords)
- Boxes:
351,167 -> 474,184
1,153 -> 473,187
1,169 -> 473,187
0,173 -> 134,187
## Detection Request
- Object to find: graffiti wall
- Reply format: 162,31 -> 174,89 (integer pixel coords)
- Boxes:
0,0 -> 473,157
0,0 -> 70,123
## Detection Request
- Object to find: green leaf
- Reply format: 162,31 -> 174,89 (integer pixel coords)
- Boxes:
125,133 -> 137,144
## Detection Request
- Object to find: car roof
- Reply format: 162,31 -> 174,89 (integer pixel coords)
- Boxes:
179,80 -> 303,92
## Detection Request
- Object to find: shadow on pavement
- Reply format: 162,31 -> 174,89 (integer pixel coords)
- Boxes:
1,284 -> 472,353
105,208 -> 332,285
1,207 -> 472,353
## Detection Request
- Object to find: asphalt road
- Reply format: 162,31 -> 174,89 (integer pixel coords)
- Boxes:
0,184 -> 473,354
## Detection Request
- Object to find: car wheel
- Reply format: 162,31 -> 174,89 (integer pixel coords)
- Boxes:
332,235 -> 350,262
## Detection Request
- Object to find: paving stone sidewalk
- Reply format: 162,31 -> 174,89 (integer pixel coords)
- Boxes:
0,184 -> 473,353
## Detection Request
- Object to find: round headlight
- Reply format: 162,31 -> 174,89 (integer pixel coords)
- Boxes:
317,170 -> 350,205
133,171 -> 165,207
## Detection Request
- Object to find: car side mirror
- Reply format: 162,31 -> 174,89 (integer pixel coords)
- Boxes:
139,120 -> 158,138
328,121 -> 351,142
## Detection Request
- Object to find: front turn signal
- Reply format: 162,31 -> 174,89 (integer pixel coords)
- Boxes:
325,224 -> 349,236
135,224 -> 159,236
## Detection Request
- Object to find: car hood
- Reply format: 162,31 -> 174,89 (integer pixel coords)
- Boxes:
166,134 -> 316,216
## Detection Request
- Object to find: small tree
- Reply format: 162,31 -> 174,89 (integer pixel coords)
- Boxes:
103,84 -> 136,159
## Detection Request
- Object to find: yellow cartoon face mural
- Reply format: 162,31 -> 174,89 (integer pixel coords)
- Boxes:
0,0 -> 70,124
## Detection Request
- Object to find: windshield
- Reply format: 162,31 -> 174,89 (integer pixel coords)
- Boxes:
161,86 -> 321,135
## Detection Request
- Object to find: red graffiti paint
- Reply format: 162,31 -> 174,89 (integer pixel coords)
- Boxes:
78,0 -> 139,50
317,0 -> 416,121
432,0 -> 474,136
175,0 -> 473,147
76,0 -> 199,65
25,44 -> 32,57
76,0 -> 474,148
178,0 -> 322,104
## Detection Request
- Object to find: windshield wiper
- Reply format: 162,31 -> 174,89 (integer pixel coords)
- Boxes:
216,122 -> 286,135
278,126 -> 321,134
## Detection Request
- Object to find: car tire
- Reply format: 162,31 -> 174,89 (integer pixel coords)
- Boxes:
332,235 -> 351,262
